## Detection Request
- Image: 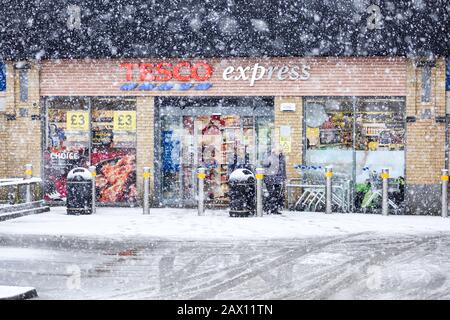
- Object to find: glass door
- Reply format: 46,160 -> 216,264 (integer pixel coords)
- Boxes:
159,114 -> 274,207
161,115 -> 182,206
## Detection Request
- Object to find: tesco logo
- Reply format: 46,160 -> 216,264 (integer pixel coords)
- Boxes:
120,62 -> 213,82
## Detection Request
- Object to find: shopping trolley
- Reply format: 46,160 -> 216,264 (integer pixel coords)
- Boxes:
287,165 -> 352,212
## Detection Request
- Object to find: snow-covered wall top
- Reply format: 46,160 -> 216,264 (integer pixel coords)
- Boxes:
0,0 -> 448,60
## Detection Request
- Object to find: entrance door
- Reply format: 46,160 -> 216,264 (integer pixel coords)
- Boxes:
161,114 -> 255,207
157,97 -> 274,207
196,115 -> 254,206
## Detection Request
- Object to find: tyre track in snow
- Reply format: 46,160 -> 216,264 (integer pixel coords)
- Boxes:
97,234 -> 450,299
92,240 -> 302,299
273,234 -> 448,299
89,241 -> 287,299
148,233 -> 448,299
92,235 -> 358,299
5,233 -> 450,299
143,233 -> 370,299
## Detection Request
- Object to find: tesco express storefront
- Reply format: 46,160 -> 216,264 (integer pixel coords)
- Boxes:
39,57 -> 407,210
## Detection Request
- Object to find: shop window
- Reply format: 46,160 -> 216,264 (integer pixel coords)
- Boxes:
91,98 -> 137,204
0,63 -> 5,92
304,97 -> 406,212
354,99 -> 405,179
256,116 -> 274,166
305,98 -> 354,176
0,63 -> 5,112
44,98 -> 90,202
43,97 -> 137,205
19,68 -> 29,102
421,65 -> 431,103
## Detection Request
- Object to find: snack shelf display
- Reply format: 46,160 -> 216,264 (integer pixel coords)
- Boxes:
306,106 -> 404,152
356,111 -> 405,151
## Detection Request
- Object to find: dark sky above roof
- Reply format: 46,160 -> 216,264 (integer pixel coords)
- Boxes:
0,0 -> 449,60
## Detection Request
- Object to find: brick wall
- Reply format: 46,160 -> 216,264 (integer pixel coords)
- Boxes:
40,57 -> 407,97
404,57 -> 447,214
274,97 -> 303,207
406,58 -> 446,185
2,61 -> 42,178
0,102 -> 6,177
274,97 -> 303,180
136,97 -> 155,203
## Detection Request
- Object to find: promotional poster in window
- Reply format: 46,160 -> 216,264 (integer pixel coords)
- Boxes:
44,108 -> 137,204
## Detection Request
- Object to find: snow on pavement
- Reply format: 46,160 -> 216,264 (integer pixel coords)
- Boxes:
0,285 -> 37,300
1,206 -> 450,241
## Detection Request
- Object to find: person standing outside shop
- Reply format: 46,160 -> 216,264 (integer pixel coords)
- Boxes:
262,147 -> 286,214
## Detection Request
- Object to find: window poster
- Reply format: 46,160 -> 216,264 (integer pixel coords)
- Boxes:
91,108 -> 137,204
279,125 -> 292,153
44,107 -> 89,202
44,100 -> 138,204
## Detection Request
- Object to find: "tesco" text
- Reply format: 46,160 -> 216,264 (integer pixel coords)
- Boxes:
120,62 -> 213,82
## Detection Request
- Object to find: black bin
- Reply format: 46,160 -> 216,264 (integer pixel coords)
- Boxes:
228,168 -> 256,217
66,167 -> 93,215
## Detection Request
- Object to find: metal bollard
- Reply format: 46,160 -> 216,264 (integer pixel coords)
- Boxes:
441,169 -> 448,218
325,166 -> 333,214
143,167 -> 151,215
88,166 -> 96,214
197,168 -> 206,216
256,168 -> 264,217
25,164 -> 33,203
381,168 -> 389,216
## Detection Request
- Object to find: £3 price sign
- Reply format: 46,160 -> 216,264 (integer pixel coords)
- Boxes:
67,111 -> 89,131
113,111 -> 136,131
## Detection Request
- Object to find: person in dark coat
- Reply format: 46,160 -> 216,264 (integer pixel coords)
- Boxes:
262,148 -> 286,214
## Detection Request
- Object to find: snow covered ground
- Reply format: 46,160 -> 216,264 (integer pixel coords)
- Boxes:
2,207 -> 450,299
1,206 -> 450,242
1,234 -> 450,299
0,285 -> 37,300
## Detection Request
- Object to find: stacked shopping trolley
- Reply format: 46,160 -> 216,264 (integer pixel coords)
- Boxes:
287,165 -> 352,213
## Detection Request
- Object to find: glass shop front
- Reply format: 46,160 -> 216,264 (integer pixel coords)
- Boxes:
43,97 -> 137,205
303,97 -> 406,212
155,97 -> 274,207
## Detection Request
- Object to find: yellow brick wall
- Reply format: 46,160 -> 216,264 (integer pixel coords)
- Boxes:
405,58 -> 446,185
136,97 -> 155,203
3,61 -> 42,178
0,117 -> 6,177
274,96 -> 303,181
0,92 -> 6,176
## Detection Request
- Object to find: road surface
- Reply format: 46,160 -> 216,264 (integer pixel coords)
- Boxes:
1,232 -> 450,299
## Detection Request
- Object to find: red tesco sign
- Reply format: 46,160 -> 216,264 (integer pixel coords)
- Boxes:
120,62 -> 213,82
